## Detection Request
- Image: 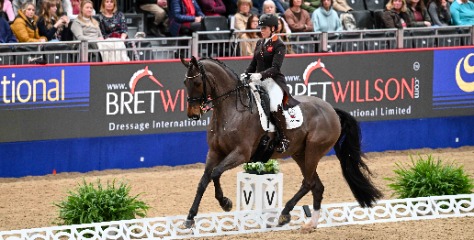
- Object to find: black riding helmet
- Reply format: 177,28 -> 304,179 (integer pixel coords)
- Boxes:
258,14 -> 278,29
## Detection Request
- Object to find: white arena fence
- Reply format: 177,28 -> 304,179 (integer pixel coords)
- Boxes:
0,26 -> 472,65
0,194 -> 472,240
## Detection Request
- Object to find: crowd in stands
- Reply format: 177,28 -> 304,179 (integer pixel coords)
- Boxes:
0,0 -> 473,59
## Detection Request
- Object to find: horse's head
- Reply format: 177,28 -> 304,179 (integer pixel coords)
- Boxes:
181,56 -> 207,120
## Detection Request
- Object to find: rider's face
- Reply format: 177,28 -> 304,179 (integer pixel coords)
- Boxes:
260,26 -> 272,38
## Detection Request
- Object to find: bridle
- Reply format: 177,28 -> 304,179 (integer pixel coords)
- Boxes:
184,60 -> 251,113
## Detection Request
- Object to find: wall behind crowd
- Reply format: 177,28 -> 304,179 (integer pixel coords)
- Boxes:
0,46 -> 473,177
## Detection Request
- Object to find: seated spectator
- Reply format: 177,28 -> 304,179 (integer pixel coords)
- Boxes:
71,0 -> 129,62
12,0 -> 34,16
234,0 -> 252,31
239,13 -> 259,56
382,0 -> 411,28
0,0 -> 17,42
406,0 -> 432,27
311,0 -> 342,32
198,0 -> 226,16
38,0 -> 72,41
253,0 -> 285,14
301,0 -> 320,14
263,0 -> 291,32
11,2 -> 47,42
97,0 -> 128,39
168,0 -> 205,37
333,0 -> 352,13
450,0 -> 474,25
137,0 -> 167,37
276,16 -> 294,53
285,0 -> 313,32
2,0 -> 15,21
427,0 -> 451,26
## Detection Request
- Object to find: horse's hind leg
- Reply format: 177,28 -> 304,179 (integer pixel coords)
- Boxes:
301,174 -> 324,231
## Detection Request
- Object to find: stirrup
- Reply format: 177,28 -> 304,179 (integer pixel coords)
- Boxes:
276,139 -> 290,153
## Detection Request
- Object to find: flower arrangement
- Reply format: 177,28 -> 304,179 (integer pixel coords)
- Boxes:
243,159 -> 280,175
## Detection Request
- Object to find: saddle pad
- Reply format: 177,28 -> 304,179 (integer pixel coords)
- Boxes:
249,82 -> 303,132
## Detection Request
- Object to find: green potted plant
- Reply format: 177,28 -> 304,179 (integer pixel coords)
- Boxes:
243,159 -> 280,175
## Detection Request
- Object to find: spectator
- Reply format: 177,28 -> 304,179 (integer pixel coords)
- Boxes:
253,0 -> 285,13
382,0 -> 411,28
263,0 -> 291,32
406,0 -> 432,27
168,0 -> 205,37
311,0 -> 342,32
97,0 -> 128,39
284,0 -> 313,32
239,13 -> 259,56
198,0 -> 226,16
450,0 -> 474,25
38,0 -> 72,41
427,0 -> 451,26
12,0 -> 35,16
234,0 -> 252,31
66,0 -> 94,20
301,0 -> 320,14
71,0 -> 129,62
11,1 -> 47,42
2,0 -> 15,21
276,16 -> 294,53
0,0 -> 17,42
333,0 -> 352,12
137,0 -> 167,37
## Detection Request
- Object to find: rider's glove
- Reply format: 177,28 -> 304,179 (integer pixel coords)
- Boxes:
240,73 -> 248,82
250,73 -> 262,82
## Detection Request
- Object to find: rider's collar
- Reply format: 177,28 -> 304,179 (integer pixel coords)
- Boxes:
265,34 -> 278,44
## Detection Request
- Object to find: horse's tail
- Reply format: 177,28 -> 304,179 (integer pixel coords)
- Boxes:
334,108 -> 383,207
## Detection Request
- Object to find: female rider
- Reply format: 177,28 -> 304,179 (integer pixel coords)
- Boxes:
240,13 -> 299,153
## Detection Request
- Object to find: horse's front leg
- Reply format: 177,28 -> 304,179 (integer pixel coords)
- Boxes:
211,149 -> 250,212
184,165 -> 213,228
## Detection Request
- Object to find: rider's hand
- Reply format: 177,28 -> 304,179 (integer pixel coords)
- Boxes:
240,73 -> 248,82
250,73 -> 262,82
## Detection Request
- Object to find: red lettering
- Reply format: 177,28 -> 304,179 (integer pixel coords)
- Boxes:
374,79 -> 384,101
401,78 -> 414,99
385,78 -> 400,101
160,90 -> 182,112
365,80 -> 374,102
331,81 -> 351,103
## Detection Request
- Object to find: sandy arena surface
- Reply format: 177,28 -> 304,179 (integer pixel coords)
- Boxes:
1,146 -> 473,239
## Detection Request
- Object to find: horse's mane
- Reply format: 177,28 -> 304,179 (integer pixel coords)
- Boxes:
199,57 -> 240,81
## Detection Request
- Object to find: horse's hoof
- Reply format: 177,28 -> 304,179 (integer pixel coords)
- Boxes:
220,197 -> 233,212
183,219 -> 195,228
300,222 -> 316,234
278,214 -> 291,226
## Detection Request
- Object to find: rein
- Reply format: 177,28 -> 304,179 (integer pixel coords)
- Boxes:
185,59 -> 253,113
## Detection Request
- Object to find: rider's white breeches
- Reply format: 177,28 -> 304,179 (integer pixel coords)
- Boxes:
260,78 -> 283,112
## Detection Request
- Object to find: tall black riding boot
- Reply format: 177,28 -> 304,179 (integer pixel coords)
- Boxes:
272,106 -> 290,153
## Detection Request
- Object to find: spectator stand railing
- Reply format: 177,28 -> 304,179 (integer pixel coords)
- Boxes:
0,26 -> 472,65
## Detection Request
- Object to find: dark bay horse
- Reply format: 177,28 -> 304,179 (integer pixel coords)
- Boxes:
181,56 -> 382,229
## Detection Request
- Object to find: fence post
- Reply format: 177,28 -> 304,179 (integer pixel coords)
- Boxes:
396,28 -> 404,49
192,32 -> 199,58
80,40 -> 88,62
320,32 -> 328,52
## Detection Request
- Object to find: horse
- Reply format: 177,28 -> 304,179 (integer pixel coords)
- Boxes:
180,56 -> 383,230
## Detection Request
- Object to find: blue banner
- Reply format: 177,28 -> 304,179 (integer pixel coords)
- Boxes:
0,66 -> 90,110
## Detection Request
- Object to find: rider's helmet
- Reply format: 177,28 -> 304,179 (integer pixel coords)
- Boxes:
258,14 -> 278,28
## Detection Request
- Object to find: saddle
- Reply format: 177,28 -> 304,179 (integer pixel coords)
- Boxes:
248,82 -> 303,132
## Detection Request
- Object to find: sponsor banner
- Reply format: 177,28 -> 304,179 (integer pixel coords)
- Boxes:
90,63 -> 211,137
0,66 -> 91,143
432,49 -> 474,116
224,51 -> 433,121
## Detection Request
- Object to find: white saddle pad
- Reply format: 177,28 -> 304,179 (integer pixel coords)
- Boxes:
249,82 -> 303,132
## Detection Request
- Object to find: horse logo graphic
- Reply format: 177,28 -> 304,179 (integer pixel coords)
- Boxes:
129,66 -> 163,94
302,58 -> 335,85
455,53 -> 474,93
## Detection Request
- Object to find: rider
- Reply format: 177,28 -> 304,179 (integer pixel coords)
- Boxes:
240,13 -> 299,153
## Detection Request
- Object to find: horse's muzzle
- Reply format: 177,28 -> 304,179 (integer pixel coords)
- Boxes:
187,106 -> 202,120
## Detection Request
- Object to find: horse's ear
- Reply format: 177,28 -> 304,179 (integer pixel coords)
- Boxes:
190,56 -> 199,68
180,57 -> 189,68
